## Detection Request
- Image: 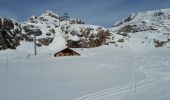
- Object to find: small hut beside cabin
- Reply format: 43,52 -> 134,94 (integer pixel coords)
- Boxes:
54,47 -> 80,57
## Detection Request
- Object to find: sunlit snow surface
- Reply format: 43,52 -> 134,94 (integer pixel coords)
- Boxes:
0,31 -> 170,100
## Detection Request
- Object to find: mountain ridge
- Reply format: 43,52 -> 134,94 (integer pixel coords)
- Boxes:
1,8 -> 170,50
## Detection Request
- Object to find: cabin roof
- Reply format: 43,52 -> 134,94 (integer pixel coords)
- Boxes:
55,47 -> 71,54
54,47 -> 80,55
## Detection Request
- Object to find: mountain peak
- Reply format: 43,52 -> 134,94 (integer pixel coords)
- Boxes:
113,8 -> 170,27
44,10 -> 54,14
41,10 -> 60,18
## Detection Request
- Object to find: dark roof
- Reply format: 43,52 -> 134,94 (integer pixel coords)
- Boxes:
55,47 -> 80,55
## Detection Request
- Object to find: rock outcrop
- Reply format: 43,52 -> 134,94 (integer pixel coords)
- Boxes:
0,18 -> 22,50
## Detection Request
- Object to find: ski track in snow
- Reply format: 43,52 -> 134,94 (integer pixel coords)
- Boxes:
73,78 -> 157,100
0,36 -> 170,100
73,67 -> 168,100
74,49 -> 170,100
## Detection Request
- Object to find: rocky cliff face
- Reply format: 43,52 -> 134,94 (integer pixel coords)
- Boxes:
0,18 -> 22,50
61,25 -> 113,48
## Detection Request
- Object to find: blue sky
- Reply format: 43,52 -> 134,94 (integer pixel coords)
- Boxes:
0,0 -> 170,27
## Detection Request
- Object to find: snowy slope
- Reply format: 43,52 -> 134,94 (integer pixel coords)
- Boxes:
74,36 -> 170,100
0,39 -> 170,100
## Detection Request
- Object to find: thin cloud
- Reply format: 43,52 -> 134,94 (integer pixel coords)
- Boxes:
0,9 -> 19,20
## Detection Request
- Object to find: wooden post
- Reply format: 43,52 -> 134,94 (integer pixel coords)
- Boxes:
34,34 -> 37,55
58,19 -> 60,26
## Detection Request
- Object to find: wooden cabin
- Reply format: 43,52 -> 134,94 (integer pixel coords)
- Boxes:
54,47 -> 80,57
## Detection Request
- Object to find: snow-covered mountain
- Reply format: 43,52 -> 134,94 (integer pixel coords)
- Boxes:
112,8 -> 170,47
22,10 -> 117,49
1,8 -> 170,51
0,10 -> 120,50
1,8 -> 170,100
113,8 -> 170,32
